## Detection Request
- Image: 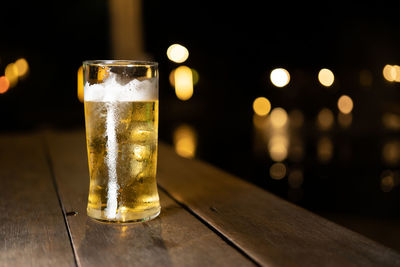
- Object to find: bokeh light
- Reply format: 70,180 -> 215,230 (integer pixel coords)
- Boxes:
269,163 -> 287,180
289,109 -> 304,128
253,97 -> 271,116
0,76 -> 10,94
382,64 -> 400,82
191,68 -> 199,85
5,63 -> 18,88
288,169 -> 304,188
174,66 -> 193,100
167,44 -> 189,63
173,124 -> 197,159
382,113 -> 400,130
268,134 -> 289,162
269,107 -> 288,128
318,68 -> 334,87
317,108 -> 334,130
337,95 -> 353,114
338,112 -> 352,128
317,137 -> 333,162
382,141 -> 400,165
381,174 -> 394,192
77,66 -> 83,103
270,68 -> 290,87
15,58 -> 29,78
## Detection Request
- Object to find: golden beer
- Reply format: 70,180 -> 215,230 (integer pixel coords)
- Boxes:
85,100 -> 160,222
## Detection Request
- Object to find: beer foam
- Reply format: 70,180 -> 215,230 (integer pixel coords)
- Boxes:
84,73 -> 158,102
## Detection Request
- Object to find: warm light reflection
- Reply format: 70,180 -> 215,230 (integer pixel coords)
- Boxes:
288,169 -> 304,188
15,58 -> 29,78
289,136 -> 304,162
318,68 -> 334,87
253,97 -> 271,116
382,141 -> 400,165
338,112 -> 352,128
289,109 -> 304,128
269,163 -> 287,180
337,95 -> 353,114
97,66 -> 109,81
317,137 -> 333,162
270,68 -> 290,87
382,113 -> 400,130
359,69 -> 372,87
381,173 -> 394,193
269,107 -> 288,128
174,66 -> 193,100
5,63 -> 18,88
173,124 -> 197,159
77,66 -> 83,103
167,44 -> 189,63
0,76 -> 10,94
317,108 -> 334,130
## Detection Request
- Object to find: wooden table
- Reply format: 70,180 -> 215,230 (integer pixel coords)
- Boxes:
1,129 -> 400,267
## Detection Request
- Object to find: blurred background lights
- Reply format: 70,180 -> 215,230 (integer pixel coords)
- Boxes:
268,134 -> 289,162
0,76 -> 10,94
269,163 -> 287,180
337,95 -> 353,114
169,68 -> 199,87
317,137 -> 333,162
269,107 -> 288,128
318,68 -> 334,87
317,108 -> 334,130
77,66 -> 83,103
338,112 -> 352,128
167,44 -> 189,63
288,169 -> 304,188
382,141 -> 400,165
173,124 -> 197,159
382,64 -> 400,82
382,113 -> 400,130
5,63 -> 18,88
15,58 -> 29,78
174,66 -> 193,101
253,97 -> 271,116
270,68 -> 290,87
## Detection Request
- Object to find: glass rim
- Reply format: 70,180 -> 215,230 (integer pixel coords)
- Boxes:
83,60 -> 158,67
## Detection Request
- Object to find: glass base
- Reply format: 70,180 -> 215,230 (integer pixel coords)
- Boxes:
87,206 -> 161,223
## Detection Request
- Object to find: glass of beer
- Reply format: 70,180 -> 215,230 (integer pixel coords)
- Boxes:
83,60 -> 160,223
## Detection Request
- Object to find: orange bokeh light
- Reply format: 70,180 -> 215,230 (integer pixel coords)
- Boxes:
0,76 -> 10,94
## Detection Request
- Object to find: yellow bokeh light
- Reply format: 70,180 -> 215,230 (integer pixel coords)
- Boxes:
269,142 -> 288,162
270,68 -> 290,87
318,68 -> 334,87
170,68 -> 199,87
269,163 -> 287,180
317,108 -> 334,130
381,175 -> 394,192
191,68 -> 199,85
269,107 -> 288,128
0,76 -> 10,94
382,113 -> 400,130
337,95 -> 354,114
382,141 -> 400,165
167,44 -> 189,63
5,63 -> 18,88
77,66 -> 84,103
395,65 -> 400,82
383,65 -> 397,82
15,58 -> 29,78
253,97 -> 271,116
173,124 -> 197,159
174,66 -> 193,101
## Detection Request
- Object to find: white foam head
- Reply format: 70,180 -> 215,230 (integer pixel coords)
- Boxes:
84,73 -> 158,102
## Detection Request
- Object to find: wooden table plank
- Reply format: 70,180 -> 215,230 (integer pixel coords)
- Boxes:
44,129 -> 254,267
157,143 -> 400,267
0,133 -> 75,267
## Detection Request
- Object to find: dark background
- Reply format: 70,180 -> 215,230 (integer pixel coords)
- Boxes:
1,1 -> 400,250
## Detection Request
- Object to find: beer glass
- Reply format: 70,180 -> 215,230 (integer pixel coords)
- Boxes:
83,60 -> 160,223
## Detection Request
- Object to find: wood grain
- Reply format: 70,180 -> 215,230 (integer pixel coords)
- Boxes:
157,143 -> 400,267
0,133 -> 75,267
44,129 -> 254,267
